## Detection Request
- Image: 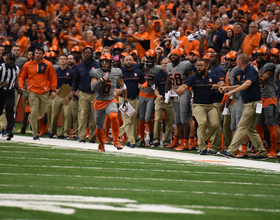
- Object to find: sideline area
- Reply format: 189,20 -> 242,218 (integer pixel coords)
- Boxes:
2,135 -> 279,172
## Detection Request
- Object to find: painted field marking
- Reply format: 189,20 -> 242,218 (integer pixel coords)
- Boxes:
0,194 -> 203,215
0,185 -> 278,198
0,172 -> 279,186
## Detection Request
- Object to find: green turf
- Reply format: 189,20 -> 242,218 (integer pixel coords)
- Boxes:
0,141 -> 279,220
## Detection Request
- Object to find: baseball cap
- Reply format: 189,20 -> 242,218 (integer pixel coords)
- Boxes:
102,17 -> 109,22
8,52 -> 16,60
239,18 -> 247,23
37,30 -> 44,33
189,50 -> 199,56
258,12 -> 265,16
260,2 -> 266,6
207,23 -> 216,29
111,19 -> 117,24
244,10 -> 251,14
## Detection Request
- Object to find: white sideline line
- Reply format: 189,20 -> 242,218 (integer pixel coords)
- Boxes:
1,173 -> 279,187
0,184 -> 278,198
1,164 -> 279,186
180,205 -> 280,213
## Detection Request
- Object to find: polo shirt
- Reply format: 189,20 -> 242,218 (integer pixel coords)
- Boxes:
119,66 -> 146,99
211,29 -> 227,52
56,66 -> 74,90
154,72 -> 168,98
241,32 -> 261,56
184,72 -> 221,104
239,64 -> 261,103
210,63 -> 226,102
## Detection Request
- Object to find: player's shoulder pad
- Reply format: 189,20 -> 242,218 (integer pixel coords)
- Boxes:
89,68 -> 102,78
153,64 -> 163,71
231,66 -> 242,76
181,60 -> 193,71
263,62 -> 275,72
111,67 -> 122,76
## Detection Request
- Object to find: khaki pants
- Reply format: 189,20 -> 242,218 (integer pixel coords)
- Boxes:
211,102 -> 222,151
79,91 -> 96,141
223,104 -> 233,147
154,98 -> 174,145
193,104 -> 220,151
227,101 -> 267,157
119,96 -> 138,145
51,95 -> 73,136
72,99 -> 79,136
45,96 -> 53,134
28,91 -> 49,137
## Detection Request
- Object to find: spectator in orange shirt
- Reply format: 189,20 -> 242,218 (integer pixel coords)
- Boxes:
33,1 -> 46,18
9,0 -> 27,16
58,0 -> 70,16
145,19 -> 162,50
59,26 -> 82,52
157,0 -> 174,21
240,22 -> 261,55
16,29 -> 29,56
127,24 -> 149,58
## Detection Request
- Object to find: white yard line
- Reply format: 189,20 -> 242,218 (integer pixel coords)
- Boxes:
1,135 -> 280,172
0,173 -> 279,186
0,185 -> 278,198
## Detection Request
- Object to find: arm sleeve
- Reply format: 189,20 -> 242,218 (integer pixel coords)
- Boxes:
18,63 -> 27,89
71,68 -> 80,91
270,32 -> 280,43
48,64 -> 57,92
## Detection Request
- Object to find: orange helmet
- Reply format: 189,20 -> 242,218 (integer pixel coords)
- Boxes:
95,47 -> 103,53
256,47 -> 270,62
270,48 -> 280,63
251,48 -> 258,61
113,42 -> 125,50
225,51 -> 238,66
44,52 -> 51,58
71,45 -> 81,53
220,55 -> 226,65
2,41 -> 11,46
178,48 -> 186,58
130,50 -> 139,61
170,48 -> 181,56
99,53 -> 113,71
120,52 -> 129,57
49,45 -> 58,53
203,53 -> 211,60
145,49 -> 156,58
49,51 -> 57,58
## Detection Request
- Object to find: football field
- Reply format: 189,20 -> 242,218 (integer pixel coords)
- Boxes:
0,136 -> 280,220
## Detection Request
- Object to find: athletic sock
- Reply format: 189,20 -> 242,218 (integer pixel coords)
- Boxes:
268,125 -> 277,154
109,112 -> 119,142
255,124 -> 264,142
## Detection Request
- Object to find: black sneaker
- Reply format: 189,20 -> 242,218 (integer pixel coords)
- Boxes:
89,140 -> 95,143
79,140 -> 86,143
125,141 -> 131,147
153,142 -> 160,147
130,144 -> 137,148
277,160 -> 280,163
6,132 -> 13,141
217,151 -> 234,158
72,136 -> 79,140
48,133 -> 54,138
33,136 -> 40,140
139,141 -> 146,147
20,128 -> 26,134
207,150 -> 217,155
199,150 -> 208,155
57,135 -> 65,139
249,154 -> 269,160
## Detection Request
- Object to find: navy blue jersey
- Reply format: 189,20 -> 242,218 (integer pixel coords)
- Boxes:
56,66 -> 74,89
154,72 -> 167,98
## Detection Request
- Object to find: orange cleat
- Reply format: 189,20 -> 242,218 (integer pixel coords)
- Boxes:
164,141 -> 178,149
113,140 -> 123,150
235,151 -> 248,158
98,143 -> 105,152
173,144 -> 187,151
187,143 -> 197,150
104,136 -> 110,143
251,148 -> 256,153
267,152 -> 278,159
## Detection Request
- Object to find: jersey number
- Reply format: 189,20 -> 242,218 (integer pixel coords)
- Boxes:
147,74 -> 154,87
169,73 -> 183,86
101,80 -> 112,95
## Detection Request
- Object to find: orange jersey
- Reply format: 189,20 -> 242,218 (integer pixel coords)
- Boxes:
16,36 -> 29,56
157,3 -> 174,20
133,32 -> 149,58
9,1 -> 27,16
18,58 -> 57,94
148,28 -> 161,51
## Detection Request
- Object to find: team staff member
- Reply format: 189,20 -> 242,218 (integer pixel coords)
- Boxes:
49,54 -> 74,139
70,47 -> 99,143
67,54 -> 79,139
0,53 -> 20,140
117,55 -> 146,148
153,57 -> 174,147
175,59 -> 225,155
18,46 -> 57,140
90,53 -> 128,152
218,53 -> 268,159
208,52 -> 226,153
